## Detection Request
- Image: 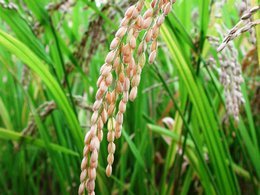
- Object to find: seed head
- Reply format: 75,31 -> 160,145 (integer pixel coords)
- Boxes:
106,165 -> 112,177
79,1 -> 175,193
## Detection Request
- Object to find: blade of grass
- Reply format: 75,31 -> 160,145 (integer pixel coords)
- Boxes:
0,30 -> 83,151
0,97 -> 13,130
161,22 -> 239,194
122,130 -> 145,169
0,128 -> 78,156
0,4 -> 52,65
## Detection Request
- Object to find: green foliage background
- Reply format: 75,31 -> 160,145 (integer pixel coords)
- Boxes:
0,0 -> 259,194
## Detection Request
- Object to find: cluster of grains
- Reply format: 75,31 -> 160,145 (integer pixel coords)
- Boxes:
208,36 -> 245,121
209,4 -> 259,121
219,44 -> 245,121
79,0 -> 176,194
217,5 -> 260,52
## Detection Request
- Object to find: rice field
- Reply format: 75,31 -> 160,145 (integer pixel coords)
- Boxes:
0,0 -> 259,194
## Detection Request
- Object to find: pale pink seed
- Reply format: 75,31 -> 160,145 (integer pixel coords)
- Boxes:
84,131 -> 92,144
115,131 -> 121,139
105,51 -> 115,64
143,17 -> 153,29
138,42 -> 145,54
132,75 -> 141,87
90,160 -> 98,169
126,67 -> 133,78
115,126 -> 122,139
162,0 -> 167,4
98,130 -> 103,141
132,27 -> 138,36
116,81 -> 123,93
116,112 -> 124,124
157,15 -> 165,26
90,136 -> 100,151
88,168 -> 97,180
115,27 -> 127,38
78,183 -> 85,195
149,50 -> 157,64
119,72 -> 125,83
151,40 -> 157,51
123,78 -> 130,91
129,86 -> 138,101
122,92 -> 129,103
152,26 -> 160,39
86,179 -> 95,192
126,66 -> 133,78
164,2 -> 172,15
95,89 -> 103,100
106,165 -> 112,177
93,99 -> 102,111
131,7 -> 139,19
108,142 -> 116,153
107,131 -> 115,142
136,1 -> 144,11
145,29 -> 153,42
130,36 -> 136,49
125,5 -> 135,18
90,124 -> 97,136
143,8 -> 153,19
110,37 -> 120,50
123,55 -> 131,64
158,0 -> 164,9
80,169 -> 87,182
106,92 -> 112,104
97,118 -> 104,130
132,66 -> 137,75
120,17 -> 130,26
134,31 -> 139,38
100,80 -> 108,92
108,104 -> 115,116
136,16 -> 143,27
111,90 -> 116,102
113,57 -> 120,69
91,111 -> 99,124
129,57 -> 135,69
122,44 -> 131,56
105,73 -> 113,86
99,80 -> 106,90
138,53 -> 146,68
101,108 -> 108,123
99,63 -> 106,74
81,157 -> 88,170
101,64 -> 112,77
96,76 -> 103,87
107,153 -> 114,164
91,150 -> 98,162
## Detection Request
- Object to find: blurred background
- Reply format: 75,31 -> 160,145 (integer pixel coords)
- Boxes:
0,0 -> 259,194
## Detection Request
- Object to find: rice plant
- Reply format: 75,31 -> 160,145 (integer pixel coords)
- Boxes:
0,0 -> 259,195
